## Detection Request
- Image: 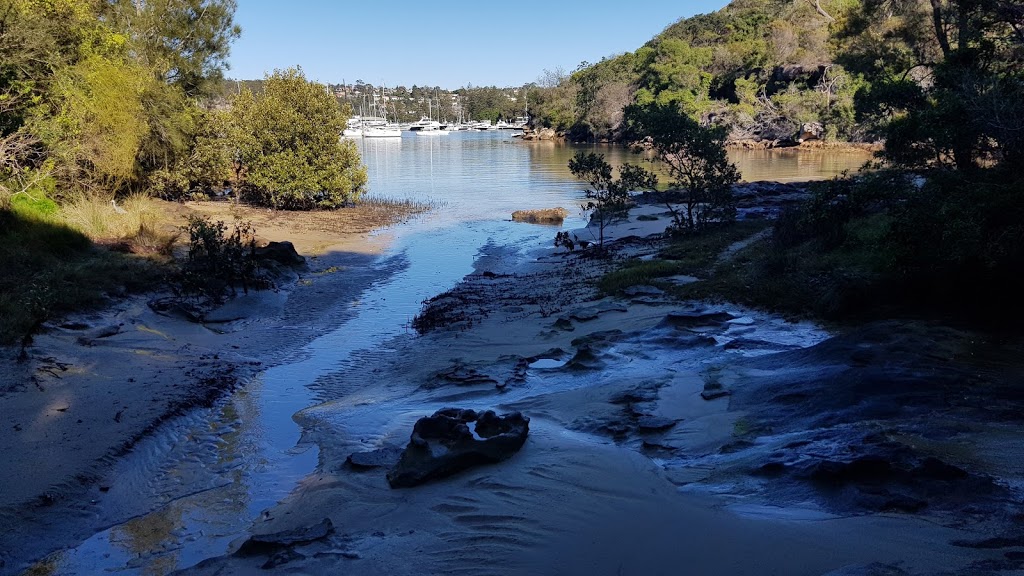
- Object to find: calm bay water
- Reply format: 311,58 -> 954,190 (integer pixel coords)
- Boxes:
357,132 -> 871,227
35,131 -> 868,575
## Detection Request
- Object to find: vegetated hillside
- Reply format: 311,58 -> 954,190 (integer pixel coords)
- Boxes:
528,0 -> 885,143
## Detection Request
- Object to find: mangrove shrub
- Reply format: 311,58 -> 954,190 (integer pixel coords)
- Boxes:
229,68 -> 367,210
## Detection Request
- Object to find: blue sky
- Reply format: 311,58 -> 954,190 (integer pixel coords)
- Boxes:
227,1 -> 730,88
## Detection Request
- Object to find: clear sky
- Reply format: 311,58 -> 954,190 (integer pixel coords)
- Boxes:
227,0 -> 730,89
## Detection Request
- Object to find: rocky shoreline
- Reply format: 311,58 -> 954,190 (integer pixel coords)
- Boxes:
519,126 -> 882,153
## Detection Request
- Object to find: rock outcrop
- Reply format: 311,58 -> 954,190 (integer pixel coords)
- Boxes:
387,408 -> 530,488
255,241 -> 305,267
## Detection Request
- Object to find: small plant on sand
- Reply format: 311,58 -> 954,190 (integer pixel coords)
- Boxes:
178,215 -> 263,304
566,152 -> 657,253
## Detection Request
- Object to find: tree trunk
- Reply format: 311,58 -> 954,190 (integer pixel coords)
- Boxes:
929,0 -> 953,58
807,0 -> 836,22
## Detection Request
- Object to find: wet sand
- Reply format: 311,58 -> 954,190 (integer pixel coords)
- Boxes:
181,207 -> 1024,575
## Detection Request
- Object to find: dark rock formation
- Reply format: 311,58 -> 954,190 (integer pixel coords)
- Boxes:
255,241 -> 305,266
346,445 -> 404,470
428,361 -> 498,388
637,416 -> 676,432
387,408 -> 530,488
235,518 -> 334,556
658,311 -> 736,329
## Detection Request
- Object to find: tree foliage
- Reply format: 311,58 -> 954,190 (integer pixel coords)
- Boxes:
627,102 -> 740,233
527,0 -> 864,142
229,68 -> 367,210
566,152 -> 657,251
0,0 -> 240,201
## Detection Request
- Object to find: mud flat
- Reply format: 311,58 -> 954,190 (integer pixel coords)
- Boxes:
179,206 -> 1024,575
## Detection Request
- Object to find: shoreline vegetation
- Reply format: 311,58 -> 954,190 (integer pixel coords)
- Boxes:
0,194 -> 429,347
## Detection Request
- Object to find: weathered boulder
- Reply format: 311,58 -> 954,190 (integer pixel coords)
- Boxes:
798,122 -> 824,142
235,518 -> 334,556
511,207 -> 569,225
521,127 -> 558,141
255,241 -> 305,266
387,408 -> 529,488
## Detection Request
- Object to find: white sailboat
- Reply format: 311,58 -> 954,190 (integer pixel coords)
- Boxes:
413,98 -> 449,135
343,86 -> 403,138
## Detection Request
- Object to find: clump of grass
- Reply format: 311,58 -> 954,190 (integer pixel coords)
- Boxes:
596,219 -> 770,296
359,194 -> 440,212
58,193 -> 160,240
658,219 -> 769,272
598,260 -> 685,294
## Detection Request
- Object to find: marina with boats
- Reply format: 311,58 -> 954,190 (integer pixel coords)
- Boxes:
342,85 -> 528,138
344,115 -> 528,138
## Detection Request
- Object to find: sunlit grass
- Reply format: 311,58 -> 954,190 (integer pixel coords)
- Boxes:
58,193 -> 161,240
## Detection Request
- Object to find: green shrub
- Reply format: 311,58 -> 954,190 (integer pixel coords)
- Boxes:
177,215 -> 264,303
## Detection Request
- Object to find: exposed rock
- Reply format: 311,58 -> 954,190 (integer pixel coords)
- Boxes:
569,310 -> 599,322
637,416 -> 676,432
658,311 -> 736,329
623,285 -> 665,297
565,345 -> 604,371
262,549 -> 305,569
387,408 -> 530,488
148,297 -> 202,322
798,122 -> 824,142
570,329 -> 623,348
913,457 -> 969,480
511,207 -> 568,225
810,456 -> 895,486
235,518 -> 334,556
255,240 -> 305,267
609,388 -> 658,405
346,445 -> 404,470
76,324 -> 121,345
430,361 -> 498,387
701,389 -> 730,401
771,64 -> 828,83
552,316 -> 575,331
519,127 -> 559,141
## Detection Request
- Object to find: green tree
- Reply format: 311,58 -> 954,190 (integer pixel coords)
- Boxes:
845,0 -> 1024,170
103,0 -> 241,99
567,152 -> 657,251
229,67 -> 367,210
626,102 -> 740,233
